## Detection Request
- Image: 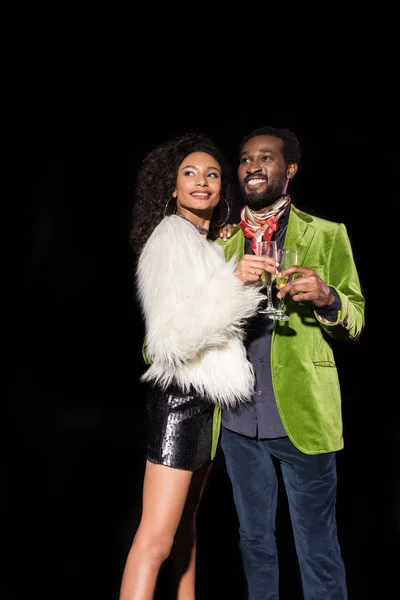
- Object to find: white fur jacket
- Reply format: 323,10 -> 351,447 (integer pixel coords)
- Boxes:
136,215 -> 264,407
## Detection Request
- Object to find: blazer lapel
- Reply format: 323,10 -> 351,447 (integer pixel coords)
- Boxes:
217,207 -> 315,267
284,206 -> 315,267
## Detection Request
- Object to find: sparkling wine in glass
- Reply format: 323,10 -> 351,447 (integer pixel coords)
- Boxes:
255,240 -> 278,314
269,249 -> 298,321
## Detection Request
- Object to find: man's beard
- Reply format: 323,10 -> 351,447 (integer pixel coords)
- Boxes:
241,174 -> 287,212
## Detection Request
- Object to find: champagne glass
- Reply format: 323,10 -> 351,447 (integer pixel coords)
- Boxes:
269,249 -> 298,321
255,240 -> 278,314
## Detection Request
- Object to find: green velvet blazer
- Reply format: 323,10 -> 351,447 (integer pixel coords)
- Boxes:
213,204 -> 365,455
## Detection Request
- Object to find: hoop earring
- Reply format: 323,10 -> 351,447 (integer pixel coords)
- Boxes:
213,197 -> 230,227
164,197 -> 177,217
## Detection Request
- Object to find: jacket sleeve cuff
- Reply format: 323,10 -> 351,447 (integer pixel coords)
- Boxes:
315,288 -> 341,322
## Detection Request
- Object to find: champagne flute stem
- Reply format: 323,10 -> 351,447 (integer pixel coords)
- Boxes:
276,297 -> 285,313
266,284 -> 274,310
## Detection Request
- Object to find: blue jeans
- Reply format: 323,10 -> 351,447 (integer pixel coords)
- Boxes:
221,428 -> 347,600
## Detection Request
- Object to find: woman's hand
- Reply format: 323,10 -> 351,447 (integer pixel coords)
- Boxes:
219,223 -> 238,241
234,254 -> 277,285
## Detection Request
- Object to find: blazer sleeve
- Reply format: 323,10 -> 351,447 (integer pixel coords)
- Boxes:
315,223 -> 365,342
137,216 -> 263,367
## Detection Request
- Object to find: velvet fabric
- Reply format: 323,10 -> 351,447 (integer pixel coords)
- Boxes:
215,204 -> 365,455
221,428 -> 348,599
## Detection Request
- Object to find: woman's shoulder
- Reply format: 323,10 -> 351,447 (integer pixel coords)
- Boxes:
145,215 -> 189,245
141,215 -> 204,265
152,214 -> 200,236
153,214 -> 180,232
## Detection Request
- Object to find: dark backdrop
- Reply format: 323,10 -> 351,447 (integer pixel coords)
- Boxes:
8,102 -> 399,600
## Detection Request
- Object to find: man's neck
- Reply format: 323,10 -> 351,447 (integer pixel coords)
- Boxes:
247,195 -> 290,217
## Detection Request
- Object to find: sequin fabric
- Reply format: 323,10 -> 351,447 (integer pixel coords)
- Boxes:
146,383 -> 214,471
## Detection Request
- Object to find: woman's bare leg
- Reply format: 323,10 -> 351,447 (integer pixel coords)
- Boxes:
119,460 -> 202,600
169,461 -> 212,598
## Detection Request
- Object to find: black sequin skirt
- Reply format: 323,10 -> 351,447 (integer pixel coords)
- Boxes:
146,383 -> 214,471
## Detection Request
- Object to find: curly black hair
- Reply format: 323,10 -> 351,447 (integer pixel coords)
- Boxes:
239,125 -> 302,167
130,132 -> 234,257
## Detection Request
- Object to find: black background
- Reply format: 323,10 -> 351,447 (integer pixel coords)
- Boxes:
8,68 -> 400,600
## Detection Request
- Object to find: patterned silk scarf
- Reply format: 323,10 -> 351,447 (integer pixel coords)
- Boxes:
240,195 -> 291,253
